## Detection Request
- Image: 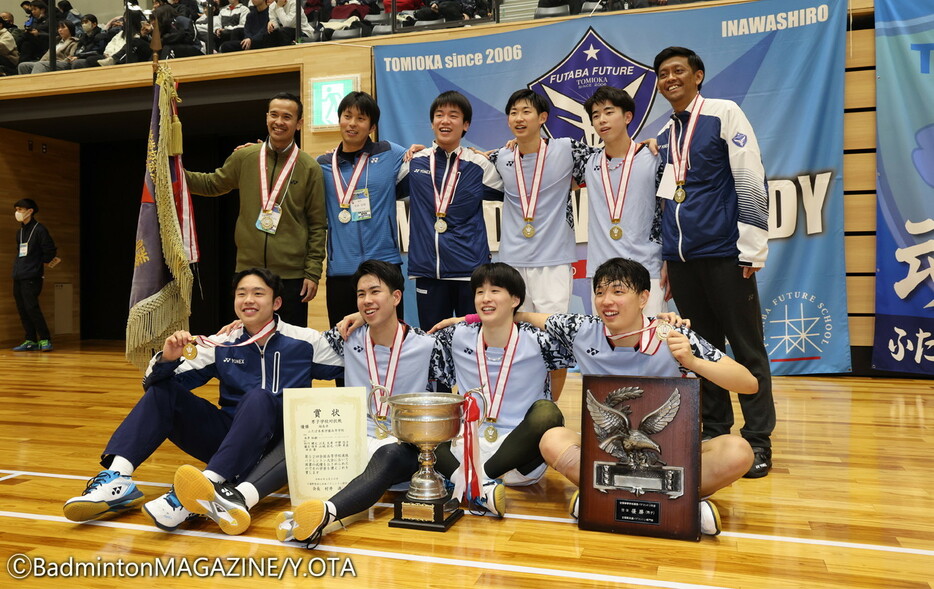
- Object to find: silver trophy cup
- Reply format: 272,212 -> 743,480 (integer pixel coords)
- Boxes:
370,385 -> 487,530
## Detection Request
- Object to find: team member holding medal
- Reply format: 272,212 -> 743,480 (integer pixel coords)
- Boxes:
185,92 -> 326,327
62,268 -> 343,532
583,86 -> 667,316
492,89 -> 597,398
173,260 -> 445,539
319,92 -> 409,329
514,257 -> 757,535
280,263 -> 573,548
653,47 -> 774,478
398,90 -> 504,330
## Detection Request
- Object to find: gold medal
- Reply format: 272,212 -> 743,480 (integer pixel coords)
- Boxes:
522,222 -> 536,239
182,342 -> 198,360
484,424 -> 498,443
338,208 -> 352,223
375,424 -> 388,440
434,217 -> 448,233
609,224 -> 623,240
674,186 -> 686,203
259,212 -> 274,230
656,320 -> 672,341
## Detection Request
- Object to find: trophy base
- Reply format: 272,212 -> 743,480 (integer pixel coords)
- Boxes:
388,495 -> 463,532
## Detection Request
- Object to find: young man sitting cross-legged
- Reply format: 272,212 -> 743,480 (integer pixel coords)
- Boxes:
63,268 -> 343,531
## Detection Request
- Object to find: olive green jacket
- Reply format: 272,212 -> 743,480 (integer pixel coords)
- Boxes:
186,142 -> 326,282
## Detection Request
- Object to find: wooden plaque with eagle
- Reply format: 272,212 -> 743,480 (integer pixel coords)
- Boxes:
579,375 -> 701,541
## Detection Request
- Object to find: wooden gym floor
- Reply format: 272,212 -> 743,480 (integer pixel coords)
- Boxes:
0,340 -> 931,588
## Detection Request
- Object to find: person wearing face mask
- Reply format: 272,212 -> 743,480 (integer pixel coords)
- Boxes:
12,199 -> 59,352
75,14 -> 104,56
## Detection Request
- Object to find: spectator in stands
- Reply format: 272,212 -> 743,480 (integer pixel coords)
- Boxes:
219,0 -> 273,53
197,0 -> 249,49
72,8 -> 149,67
75,13 -> 104,55
57,1 -> 81,27
20,1 -> 34,28
153,4 -> 202,59
0,17 -> 20,75
17,18 -> 78,74
267,0 -> 313,45
0,12 -> 24,49
168,0 -> 201,20
19,1 -> 51,63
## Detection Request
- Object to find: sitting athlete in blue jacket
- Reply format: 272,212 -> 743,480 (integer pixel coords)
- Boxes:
63,268 -> 343,531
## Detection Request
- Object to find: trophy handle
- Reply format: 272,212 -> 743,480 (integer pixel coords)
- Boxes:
369,383 -> 391,436
464,386 -> 489,423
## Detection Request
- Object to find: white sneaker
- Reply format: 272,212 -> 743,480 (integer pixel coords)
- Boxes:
569,489 -> 579,519
142,488 -> 196,532
63,470 -> 145,522
471,479 -> 506,518
700,499 -> 722,536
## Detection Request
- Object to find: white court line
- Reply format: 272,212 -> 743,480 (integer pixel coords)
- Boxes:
5,468 -> 933,557
0,510 -> 727,589
0,470 -> 291,498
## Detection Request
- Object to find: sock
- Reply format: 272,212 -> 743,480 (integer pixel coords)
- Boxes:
110,456 -> 135,477
202,470 -> 225,484
236,482 -> 260,510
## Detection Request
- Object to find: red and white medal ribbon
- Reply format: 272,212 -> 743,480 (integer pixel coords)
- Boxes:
192,317 -> 277,350
475,324 -> 519,422
331,148 -> 369,210
514,138 -> 548,223
669,94 -> 705,187
365,323 -> 405,418
600,138 -> 639,225
457,394 -> 483,502
604,316 -> 668,355
430,147 -> 461,221
259,141 -> 300,212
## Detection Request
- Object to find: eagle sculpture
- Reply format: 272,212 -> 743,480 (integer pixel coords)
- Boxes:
586,387 -> 681,467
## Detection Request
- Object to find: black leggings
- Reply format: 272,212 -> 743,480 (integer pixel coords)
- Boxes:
331,399 -> 563,518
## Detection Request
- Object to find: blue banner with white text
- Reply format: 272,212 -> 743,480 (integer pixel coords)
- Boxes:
873,1 -> 934,375
377,0 -> 850,374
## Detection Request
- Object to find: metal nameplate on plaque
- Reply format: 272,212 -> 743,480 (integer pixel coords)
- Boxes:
579,375 -> 701,541
615,499 -> 660,525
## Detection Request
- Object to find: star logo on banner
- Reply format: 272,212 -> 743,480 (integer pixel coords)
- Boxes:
767,303 -> 824,355
528,27 -> 657,147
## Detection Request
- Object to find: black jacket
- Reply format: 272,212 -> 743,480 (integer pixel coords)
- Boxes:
13,219 -> 56,280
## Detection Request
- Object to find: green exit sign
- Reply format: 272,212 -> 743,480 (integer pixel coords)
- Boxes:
310,76 -> 360,129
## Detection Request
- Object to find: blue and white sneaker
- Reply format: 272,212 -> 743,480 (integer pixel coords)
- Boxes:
142,488 -> 196,532
63,470 -> 145,522
12,340 -> 38,351
471,479 -> 506,518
